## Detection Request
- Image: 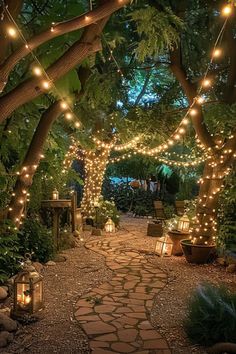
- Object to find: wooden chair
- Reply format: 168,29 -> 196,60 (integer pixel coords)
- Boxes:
153,200 -> 166,220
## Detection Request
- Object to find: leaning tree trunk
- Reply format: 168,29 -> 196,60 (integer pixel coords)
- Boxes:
7,101 -> 62,228
191,156 -> 230,245
81,148 -> 111,218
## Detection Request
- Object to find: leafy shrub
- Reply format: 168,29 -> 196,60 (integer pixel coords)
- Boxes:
19,217 -> 54,263
95,198 -> 120,229
0,220 -> 21,283
185,283 -> 236,346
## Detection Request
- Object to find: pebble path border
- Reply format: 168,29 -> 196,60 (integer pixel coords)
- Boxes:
74,232 -> 171,354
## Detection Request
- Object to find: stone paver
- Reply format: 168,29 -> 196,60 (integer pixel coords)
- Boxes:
74,223 -> 170,353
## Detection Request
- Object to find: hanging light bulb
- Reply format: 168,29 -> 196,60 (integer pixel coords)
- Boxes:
222,5 -> 232,16
202,78 -> 211,87
41,80 -> 51,90
33,66 -> 42,76
65,112 -> 73,120
213,48 -> 222,58
7,27 -> 17,38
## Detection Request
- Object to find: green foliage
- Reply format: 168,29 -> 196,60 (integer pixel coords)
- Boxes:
131,6 -> 183,61
95,198 -> 120,229
218,173 -> 236,254
185,283 -> 236,346
0,220 -> 20,284
19,217 -> 54,263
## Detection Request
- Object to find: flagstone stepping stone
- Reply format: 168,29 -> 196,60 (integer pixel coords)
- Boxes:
75,233 -> 170,353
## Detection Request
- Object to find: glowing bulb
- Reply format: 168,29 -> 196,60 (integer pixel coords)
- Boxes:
75,122 -> 81,128
33,66 -> 42,76
222,5 -> 232,16
65,112 -> 73,120
213,48 -> 222,58
60,101 -> 68,110
190,108 -> 197,116
42,80 -> 50,90
202,78 -> 211,87
196,96 -> 204,104
7,27 -> 17,37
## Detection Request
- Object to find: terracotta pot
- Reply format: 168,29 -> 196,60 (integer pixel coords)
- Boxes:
168,230 -> 190,256
181,239 -> 216,264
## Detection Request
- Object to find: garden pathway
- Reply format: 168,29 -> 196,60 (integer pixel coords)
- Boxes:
74,225 -> 171,354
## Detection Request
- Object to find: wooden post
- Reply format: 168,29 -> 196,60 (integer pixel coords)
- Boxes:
71,191 -> 77,232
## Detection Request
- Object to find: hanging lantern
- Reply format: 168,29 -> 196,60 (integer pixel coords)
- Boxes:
12,254 -> 43,319
155,235 -> 173,257
52,189 -> 59,200
104,217 -> 116,233
177,214 -> 190,232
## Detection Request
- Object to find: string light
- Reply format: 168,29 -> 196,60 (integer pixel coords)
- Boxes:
4,6 -> 82,130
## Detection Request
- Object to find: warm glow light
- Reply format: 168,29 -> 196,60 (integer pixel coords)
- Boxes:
33,66 -> 42,76
60,101 -> 68,110
65,112 -> 73,120
7,27 -> 17,37
213,48 -> 222,58
42,80 -> 50,90
190,108 -> 198,116
202,78 -> 211,87
196,96 -> 204,104
222,5 -> 232,16
75,122 -> 80,128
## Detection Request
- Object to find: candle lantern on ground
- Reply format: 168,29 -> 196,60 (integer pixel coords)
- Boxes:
177,214 -> 190,233
105,217 -> 116,233
91,201 -> 102,236
52,188 -> 59,200
155,235 -> 173,257
12,254 -> 43,319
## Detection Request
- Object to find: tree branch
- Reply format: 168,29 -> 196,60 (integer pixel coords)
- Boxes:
0,16 -> 109,123
0,0 -> 130,92
134,70 -> 151,105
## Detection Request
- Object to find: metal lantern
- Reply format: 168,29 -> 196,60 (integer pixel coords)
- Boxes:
12,255 -> 43,318
155,235 -> 173,257
177,214 -> 190,232
105,217 -> 116,233
52,188 -> 59,200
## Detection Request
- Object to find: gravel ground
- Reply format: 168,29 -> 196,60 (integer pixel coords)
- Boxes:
1,216 -> 235,354
120,216 -> 236,354
0,233 -> 112,354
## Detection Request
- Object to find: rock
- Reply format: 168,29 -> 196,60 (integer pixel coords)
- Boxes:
0,287 -> 8,301
0,308 -> 11,317
0,313 -> 17,332
45,261 -> 56,266
216,257 -> 226,266
226,264 -> 236,273
53,255 -> 66,263
0,331 -> 14,348
33,262 -> 44,273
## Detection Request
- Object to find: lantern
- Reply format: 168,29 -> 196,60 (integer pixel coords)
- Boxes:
155,235 -> 173,257
177,214 -> 190,232
52,189 -> 59,200
12,254 -> 43,319
105,217 -> 116,233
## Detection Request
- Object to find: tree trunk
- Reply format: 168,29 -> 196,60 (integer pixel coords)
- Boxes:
7,101 -> 62,228
192,158 -> 227,245
81,148 -> 111,218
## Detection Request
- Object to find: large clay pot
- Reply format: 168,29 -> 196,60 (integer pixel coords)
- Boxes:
181,239 -> 216,264
168,230 -> 190,256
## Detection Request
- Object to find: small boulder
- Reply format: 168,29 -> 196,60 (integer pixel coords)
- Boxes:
226,264 -> 236,273
33,262 -> 44,273
0,313 -> 17,332
0,287 -> 8,301
53,255 -> 66,263
0,331 -> 14,347
45,261 -> 56,266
